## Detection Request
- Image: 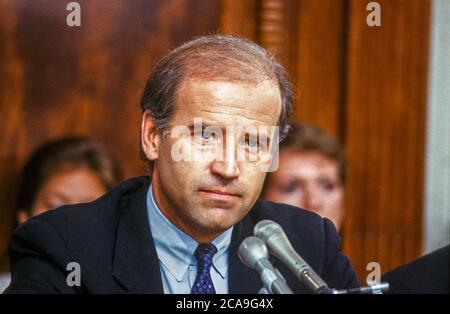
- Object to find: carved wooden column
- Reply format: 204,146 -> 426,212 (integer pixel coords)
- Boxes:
220,0 -> 257,40
257,0 -> 289,65
221,0 -> 292,70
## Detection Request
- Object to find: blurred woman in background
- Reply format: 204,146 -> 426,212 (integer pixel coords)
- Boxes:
0,137 -> 123,292
262,123 -> 346,233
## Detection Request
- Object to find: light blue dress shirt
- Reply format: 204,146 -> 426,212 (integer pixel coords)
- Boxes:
147,184 -> 233,294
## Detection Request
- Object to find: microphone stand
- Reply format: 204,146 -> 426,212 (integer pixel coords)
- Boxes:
331,282 -> 390,294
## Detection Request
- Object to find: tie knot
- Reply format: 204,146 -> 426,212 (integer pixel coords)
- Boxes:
194,243 -> 217,268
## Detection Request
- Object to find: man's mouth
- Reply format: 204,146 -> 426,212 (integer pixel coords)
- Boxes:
198,189 -> 241,201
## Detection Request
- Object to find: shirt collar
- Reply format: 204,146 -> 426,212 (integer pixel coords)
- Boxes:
147,183 -> 233,282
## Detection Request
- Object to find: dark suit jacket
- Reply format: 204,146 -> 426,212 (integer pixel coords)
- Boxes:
5,176 -> 359,294
381,245 -> 449,294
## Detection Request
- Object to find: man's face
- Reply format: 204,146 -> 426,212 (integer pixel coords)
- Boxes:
143,79 -> 281,242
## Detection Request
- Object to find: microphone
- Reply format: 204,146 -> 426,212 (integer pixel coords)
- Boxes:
238,236 -> 293,294
254,220 -> 332,294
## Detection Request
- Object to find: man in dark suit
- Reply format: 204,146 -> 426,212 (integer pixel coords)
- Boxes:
381,245 -> 449,294
6,35 -> 359,294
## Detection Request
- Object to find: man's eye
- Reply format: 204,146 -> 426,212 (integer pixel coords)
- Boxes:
194,130 -> 215,143
202,130 -> 213,139
245,136 -> 258,148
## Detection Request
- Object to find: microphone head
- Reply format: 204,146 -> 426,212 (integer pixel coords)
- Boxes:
238,236 -> 269,269
254,219 -> 283,243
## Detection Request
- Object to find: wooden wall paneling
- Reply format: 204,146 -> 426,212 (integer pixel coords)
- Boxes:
0,0 -> 27,273
257,0 -> 289,65
220,0 -> 257,40
0,0 -> 221,272
293,0 -> 347,137
221,0 -> 346,136
221,0 -> 291,70
343,0 -> 430,280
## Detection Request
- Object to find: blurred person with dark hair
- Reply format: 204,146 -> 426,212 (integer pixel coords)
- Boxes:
15,136 -> 123,223
262,123 -> 346,232
0,137 -> 123,292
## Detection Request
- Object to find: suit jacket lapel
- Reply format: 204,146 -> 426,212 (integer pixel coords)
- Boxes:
228,209 -> 262,294
111,180 -> 164,293
111,178 -> 264,294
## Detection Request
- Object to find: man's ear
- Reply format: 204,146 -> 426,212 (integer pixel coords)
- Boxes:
141,110 -> 160,161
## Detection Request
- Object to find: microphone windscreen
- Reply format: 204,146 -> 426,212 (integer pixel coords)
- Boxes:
238,236 -> 269,269
254,219 -> 282,242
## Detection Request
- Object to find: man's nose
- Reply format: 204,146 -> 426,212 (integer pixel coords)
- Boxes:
210,133 -> 240,180
210,158 -> 240,180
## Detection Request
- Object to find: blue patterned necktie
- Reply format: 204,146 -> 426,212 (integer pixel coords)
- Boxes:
191,243 -> 218,294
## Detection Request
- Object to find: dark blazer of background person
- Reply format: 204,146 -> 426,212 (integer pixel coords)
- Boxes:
5,176 -> 358,294
381,245 -> 449,294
